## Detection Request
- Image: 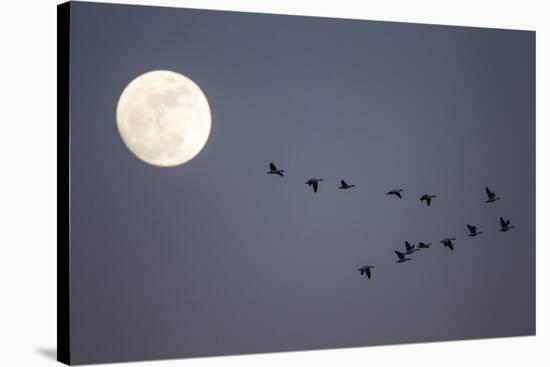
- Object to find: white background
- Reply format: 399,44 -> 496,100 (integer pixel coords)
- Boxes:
0,0 -> 547,365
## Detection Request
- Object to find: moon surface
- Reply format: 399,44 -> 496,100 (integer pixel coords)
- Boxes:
116,70 -> 211,167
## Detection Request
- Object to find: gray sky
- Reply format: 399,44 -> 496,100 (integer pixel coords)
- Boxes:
69,2 -> 535,364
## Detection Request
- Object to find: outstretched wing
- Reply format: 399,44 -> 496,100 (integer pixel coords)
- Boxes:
405,241 -> 412,251
269,162 -> 277,171
467,224 -> 475,233
313,181 -> 318,193
366,268 -> 371,279
396,191 -> 402,198
426,197 -> 432,206
341,180 -> 347,187
500,217 -> 506,228
448,242 -> 454,250
485,187 -> 495,198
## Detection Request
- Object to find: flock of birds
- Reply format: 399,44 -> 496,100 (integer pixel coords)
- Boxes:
267,162 -> 515,280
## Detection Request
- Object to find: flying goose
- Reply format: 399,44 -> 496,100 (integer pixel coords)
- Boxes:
418,242 -> 431,249
485,187 -> 500,203
420,194 -> 437,207
404,241 -> 418,255
467,224 -> 483,236
267,162 -> 284,177
440,238 -> 456,251
339,180 -> 356,190
499,217 -> 514,232
395,250 -> 412,263
386,189 -> 403,199
358,265 -> 375,279
305,178 -> 324,193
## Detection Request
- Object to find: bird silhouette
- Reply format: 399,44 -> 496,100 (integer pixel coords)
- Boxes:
358,265 -> 375,279
305,178 -> 324,193
386,189 -> 403,199
395,250 -> 412,263
418,242 -> 431,249
420,194 -> 437,207
485,187 -> 501,203
440,238 -> 456,251
499,217 -> 514,232
267,162 -> 284,177
467,224 -> 483,236
339,180 -> 356,189
404,241 -> 418,255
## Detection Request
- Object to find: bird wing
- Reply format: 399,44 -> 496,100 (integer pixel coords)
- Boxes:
405,241 -> 412,250
341,180 -> 347,187
396,191 -> 402,198
485,187 -> 494,198
395,251 -> 405,260
448,242 -> 454,250
313,181 -> 318,193
426,197 -> 432,206
500,217 -> 506,228
277,171 -> 284,177
467,224 -> 475,233
366,268 -> 371,279
270,162 -> 277,171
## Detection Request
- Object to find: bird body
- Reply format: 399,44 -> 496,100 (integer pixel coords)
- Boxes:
420,194 -> 437,207
358,265 -> 375,279
387,189 -> 403,199
339,180 -> 356,190
499,217 -> 514,232
267,162 -> 284,177
467,224 -> 483,236
485,187 -> 501,203
395,250 -> 412,263
440,238 -> 456,250
305,178 -> 324,193
404,241 -> 418,254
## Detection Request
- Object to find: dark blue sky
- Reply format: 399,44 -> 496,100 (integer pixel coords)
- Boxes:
68,2 -> 535,364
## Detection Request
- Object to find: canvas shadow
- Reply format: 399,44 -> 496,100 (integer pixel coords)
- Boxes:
36,348 -> 57,361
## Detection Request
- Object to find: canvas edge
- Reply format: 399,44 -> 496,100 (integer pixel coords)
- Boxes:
57,1 -> 71,365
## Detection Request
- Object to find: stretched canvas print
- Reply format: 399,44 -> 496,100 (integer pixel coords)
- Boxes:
58,1 -> 536,365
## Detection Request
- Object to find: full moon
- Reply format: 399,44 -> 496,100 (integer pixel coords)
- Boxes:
116,70 -> 211,167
